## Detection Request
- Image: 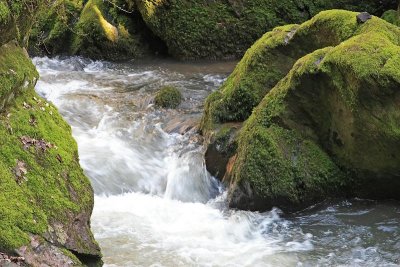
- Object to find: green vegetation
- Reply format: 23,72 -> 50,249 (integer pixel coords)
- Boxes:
382,9 -> 400,26
0,43 -> 98,260
71,0 -> 146,59
224,11 -> 400,211
154,86 -> 182,108
0,1 -> 10,24
26,0 -> 396,60
136,0 -> 394,59
0,0 -> 51,46
0,1 -> 102,264
29,0 -> 83,55
28,0 -> 162,59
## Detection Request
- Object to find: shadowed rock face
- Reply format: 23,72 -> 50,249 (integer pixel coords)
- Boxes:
28,0 -> 397,60
0,2 -> 101,266
135,0 -> 396,59
202,10 -> 400,212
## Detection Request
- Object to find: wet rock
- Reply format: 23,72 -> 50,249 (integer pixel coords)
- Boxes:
0,252 -> 24,267
163,115 -> 199,135
16,235 -> 79,266
204,124 -> 241,180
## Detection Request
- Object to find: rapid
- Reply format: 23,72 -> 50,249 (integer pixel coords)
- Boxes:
33,56 -> 400,267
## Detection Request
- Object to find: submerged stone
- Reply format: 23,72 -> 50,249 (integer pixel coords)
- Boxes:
154,86 -> 182,109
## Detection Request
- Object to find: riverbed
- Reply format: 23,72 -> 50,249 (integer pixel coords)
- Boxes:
33,56 -> 400,267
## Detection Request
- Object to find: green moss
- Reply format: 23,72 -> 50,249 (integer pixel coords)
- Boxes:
200,24 -> 299,131
230,125 -> 345,211
0,43 -> 38,109
227,13 -> 400,211
0,1 -> 10,24
0,44 -> 95,255
213,124 -> 239,156
201,10 -> 400,133
70,0 -> 147,59
136,0 -> 395,60
154,86 -> 182,109
30,0 -> 83,55
382,9 -> 400,26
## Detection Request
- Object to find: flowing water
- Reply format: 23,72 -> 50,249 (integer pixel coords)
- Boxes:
33,57 -> 400,267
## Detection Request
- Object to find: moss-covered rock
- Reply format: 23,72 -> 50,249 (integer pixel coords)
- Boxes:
136,0 -> 396,60
0,9 -> 102,263
71,0 -> 136,59
29,0 -> 83,56
200,9 -> 395,132
29,0 -> 165,59
382,9 -> 400,26
206,10 -> 400,212
154,86 -> 182,108
0,41 -> 102,266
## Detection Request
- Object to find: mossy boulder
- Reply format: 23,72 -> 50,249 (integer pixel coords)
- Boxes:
204,10 -> 400,212
382,9 -> 400,26
71,0 -> 143,59
136,0 -> 396,60
0,42 -> 102,266
0,40 -> 101,267
200,9 -> 399,132
154,86 -> 182,108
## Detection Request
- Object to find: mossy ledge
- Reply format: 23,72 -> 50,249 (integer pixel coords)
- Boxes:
203,10 -> 400,212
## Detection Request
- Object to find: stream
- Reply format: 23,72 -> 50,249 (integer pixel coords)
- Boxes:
33,56 -> 400,267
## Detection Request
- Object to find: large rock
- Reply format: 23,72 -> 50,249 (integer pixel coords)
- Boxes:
0,3 -> 102,265
203,10 -> 400,212
200,9 -> 396,130
29,0 -> 165,59
136,0 -> 396,59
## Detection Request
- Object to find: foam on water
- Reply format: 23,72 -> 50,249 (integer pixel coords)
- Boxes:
33,56 -> 400,267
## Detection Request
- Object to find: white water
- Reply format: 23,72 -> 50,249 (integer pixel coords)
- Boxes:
34,57 -> 400,267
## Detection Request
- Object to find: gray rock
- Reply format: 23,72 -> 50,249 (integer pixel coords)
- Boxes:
357,12 -> 372,23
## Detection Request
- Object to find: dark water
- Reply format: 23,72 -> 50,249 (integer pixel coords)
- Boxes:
33,56 -> 400,267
